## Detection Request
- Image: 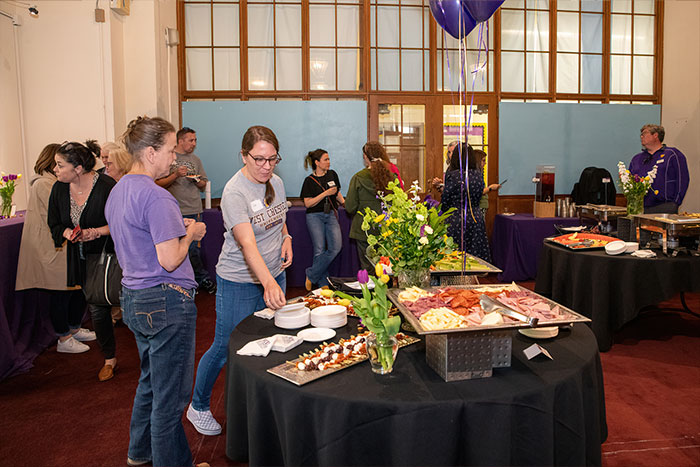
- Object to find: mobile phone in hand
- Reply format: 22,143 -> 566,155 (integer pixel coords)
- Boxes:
69,225 -> 82,242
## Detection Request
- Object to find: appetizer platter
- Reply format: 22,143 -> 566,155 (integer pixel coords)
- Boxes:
548,232 -> 618,250
387,284 -> 590,335
302,288 -> 399,318
267,331 -> 420,386
430,251 -> 502,275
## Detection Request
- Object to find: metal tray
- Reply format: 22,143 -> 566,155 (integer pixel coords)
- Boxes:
430,253 -> 502,275
387,284 -> 590,335
546,233 -> 619,250
577,204 -> 627,222
267,334 -> 420,386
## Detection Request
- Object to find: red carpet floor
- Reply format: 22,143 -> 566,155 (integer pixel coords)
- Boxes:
0,287 -> 698,466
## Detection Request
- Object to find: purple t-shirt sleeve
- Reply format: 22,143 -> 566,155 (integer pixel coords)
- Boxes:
145,193 -> 187,244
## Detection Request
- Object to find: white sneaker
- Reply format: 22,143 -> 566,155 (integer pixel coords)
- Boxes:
57,337 -> 90,354
187,403 -> 222,436
71,328 -> 96,342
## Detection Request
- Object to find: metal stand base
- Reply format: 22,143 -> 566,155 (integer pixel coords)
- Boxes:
425,331 -> 512,381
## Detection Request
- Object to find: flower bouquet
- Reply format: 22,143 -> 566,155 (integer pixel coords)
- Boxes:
0,172 -> 22,218
617,161 -> 657,216
335,269 -> 400,374
361,180 -> 455,286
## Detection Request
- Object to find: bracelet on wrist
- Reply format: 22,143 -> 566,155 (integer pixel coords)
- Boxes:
282,234 -> 292,242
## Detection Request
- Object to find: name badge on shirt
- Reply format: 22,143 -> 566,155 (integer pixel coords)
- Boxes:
327,181 -> 336,187
656,159 -> 665,164
250,199 -> 264,211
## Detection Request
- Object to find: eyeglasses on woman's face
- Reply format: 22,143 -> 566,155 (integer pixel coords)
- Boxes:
245,152 -> 282,167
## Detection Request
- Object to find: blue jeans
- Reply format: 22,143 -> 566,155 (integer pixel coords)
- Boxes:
191,271 -> 286,411
305,212 -> 342,286
122,284 -> 197,467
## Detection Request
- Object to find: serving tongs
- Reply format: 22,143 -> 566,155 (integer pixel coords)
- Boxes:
480,295 -> 539,327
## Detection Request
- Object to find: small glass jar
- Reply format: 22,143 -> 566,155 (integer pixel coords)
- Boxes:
365,333 -> 398,375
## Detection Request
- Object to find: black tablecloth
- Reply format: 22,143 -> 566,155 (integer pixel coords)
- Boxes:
201,207 -> 360,288
225,316 -> 607,466
535,242 -> 700,352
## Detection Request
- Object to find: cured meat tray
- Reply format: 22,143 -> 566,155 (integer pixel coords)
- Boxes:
548,232 -> 619,250
267,332 -> 420,386
387,284 -> 590,335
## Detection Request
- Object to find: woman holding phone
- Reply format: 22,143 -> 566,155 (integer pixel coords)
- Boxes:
48,140 -> 117,380
188,125 -> 291,436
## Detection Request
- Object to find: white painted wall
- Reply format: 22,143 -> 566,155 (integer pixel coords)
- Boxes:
661,0 -> 700,212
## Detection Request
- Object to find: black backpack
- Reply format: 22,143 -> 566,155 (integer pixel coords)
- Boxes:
571,167 -> 617,205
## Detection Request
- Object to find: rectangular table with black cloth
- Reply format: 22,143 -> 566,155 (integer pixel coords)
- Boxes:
535,241 -> 700,351
201,206 -> 360,288
0,214 -> 54,381
225,315 -> 608,466
491,214 -> 581,282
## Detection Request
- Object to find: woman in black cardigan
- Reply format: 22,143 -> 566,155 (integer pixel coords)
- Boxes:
48,141 -> 118,381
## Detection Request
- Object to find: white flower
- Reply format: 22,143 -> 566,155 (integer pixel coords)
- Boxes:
416,214 -> 425,221
419,236 -> 429,245
424,225 -> 433,235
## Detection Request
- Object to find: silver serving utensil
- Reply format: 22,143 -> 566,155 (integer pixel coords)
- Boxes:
480,294 -> 539,327
286,296 -> 305,304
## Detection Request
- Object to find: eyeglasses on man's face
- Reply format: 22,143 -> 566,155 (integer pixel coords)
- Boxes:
245,152 -> 282,167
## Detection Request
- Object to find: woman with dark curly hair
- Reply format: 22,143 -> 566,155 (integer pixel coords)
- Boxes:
48,140 -> 117,380
345,141 -> 396,271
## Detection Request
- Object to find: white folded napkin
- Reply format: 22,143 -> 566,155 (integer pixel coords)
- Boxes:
253,308 -> 275,320
237,336 -> 276,357
271,334 -> 303,352
631,249 -> 656,258
237,334 -> 304,357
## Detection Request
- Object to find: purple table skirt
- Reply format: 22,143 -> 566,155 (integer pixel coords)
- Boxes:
201,207 -> 360,289
490,214 -> 581,282
0,214 -> 55,382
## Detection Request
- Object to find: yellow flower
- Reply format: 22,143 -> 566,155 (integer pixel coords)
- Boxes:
17,174 -> 22,179
375,263 -> 384,277
654,190 -> 659,195
374,214 -> 385,223
380,274 -> 390,284
644,176 -> 649,181
382,229 -> 393,238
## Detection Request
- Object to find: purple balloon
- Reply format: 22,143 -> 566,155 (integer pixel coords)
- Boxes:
463,0 -> 505,23
429,0 -> 477,40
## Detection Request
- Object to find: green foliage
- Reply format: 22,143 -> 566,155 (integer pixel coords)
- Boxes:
361,180 -> 455,272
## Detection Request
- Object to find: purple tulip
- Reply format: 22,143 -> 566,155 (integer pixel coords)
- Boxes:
2,176 -> 8,182
420,224 -> 426,236
357,269 -> 369,284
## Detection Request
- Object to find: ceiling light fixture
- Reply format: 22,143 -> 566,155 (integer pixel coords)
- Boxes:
2,0 -> 38,17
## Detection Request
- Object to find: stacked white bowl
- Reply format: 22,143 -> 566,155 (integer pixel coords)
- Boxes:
310,305 -> 347,329
274,302 -> 311,329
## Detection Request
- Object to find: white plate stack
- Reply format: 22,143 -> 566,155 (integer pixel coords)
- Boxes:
310,305 -> 347,329
274,303 -> 311,329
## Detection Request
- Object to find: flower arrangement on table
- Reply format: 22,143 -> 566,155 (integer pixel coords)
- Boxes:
361,180 -> 455,281
0,172 -> 22,219
335,269 -> 400,373
617,161 -> 657,216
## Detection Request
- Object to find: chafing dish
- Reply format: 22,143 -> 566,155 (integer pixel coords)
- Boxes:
577,204 -> 627,223
633,213 -> 700,254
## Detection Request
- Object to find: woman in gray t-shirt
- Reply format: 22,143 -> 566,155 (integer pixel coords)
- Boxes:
188,125 -> 292,436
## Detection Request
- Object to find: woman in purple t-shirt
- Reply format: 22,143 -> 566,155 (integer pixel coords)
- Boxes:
106,116 -> 206,467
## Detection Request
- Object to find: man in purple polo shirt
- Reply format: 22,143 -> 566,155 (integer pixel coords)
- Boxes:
629,124 -> 690,214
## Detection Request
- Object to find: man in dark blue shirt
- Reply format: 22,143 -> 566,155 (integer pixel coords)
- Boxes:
629,124 -> 690,214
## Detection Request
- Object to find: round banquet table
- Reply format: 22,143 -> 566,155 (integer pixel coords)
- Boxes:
535,242 -> 700,352
225,316 -> 608,466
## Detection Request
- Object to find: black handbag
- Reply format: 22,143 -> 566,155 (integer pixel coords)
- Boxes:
84,242 -> 123,306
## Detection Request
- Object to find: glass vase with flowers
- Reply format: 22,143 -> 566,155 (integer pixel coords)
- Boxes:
361,180 -> 455,287
335,269 -> 400,374
0,172 -> 22,219
617,161 -> 657,216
